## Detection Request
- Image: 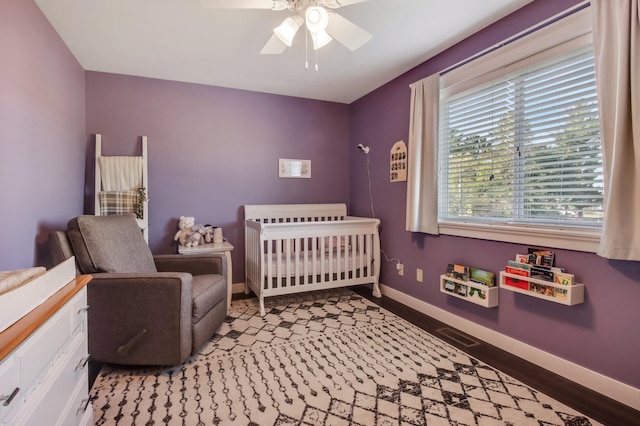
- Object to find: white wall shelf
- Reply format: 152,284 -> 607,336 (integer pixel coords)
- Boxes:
440,274 -> 499,308
499,271 -> 584,306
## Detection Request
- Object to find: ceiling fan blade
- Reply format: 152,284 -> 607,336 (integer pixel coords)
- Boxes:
325,12 -> 372,51
326,0 -> 371,8
260,34 -> 288,54
199,0 -> 286,10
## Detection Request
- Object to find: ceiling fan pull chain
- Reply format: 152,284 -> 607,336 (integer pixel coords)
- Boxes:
315,49 -> 319,72
305,28 -> 309,70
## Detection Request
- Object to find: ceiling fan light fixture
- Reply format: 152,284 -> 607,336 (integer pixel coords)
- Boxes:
311,30 -> 332,50
273,15 -> 303,46
305,6 -> 329,33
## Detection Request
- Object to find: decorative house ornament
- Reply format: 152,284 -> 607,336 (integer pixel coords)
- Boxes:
390,140 -> 407,182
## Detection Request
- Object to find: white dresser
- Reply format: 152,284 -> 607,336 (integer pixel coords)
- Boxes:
0,271 -> 92,426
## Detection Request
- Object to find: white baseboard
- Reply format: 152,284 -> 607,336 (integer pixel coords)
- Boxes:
379,283 -> 640,411
231,282 -> 247,294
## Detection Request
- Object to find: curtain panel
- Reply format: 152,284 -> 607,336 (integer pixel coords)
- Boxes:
592,0 -> 640,260
405,74 -> 440,234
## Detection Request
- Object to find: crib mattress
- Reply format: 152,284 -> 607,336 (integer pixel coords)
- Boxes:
263,250 -> 369,278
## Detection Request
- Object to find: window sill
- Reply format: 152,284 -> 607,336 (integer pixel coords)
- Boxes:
438,221 -> 600,253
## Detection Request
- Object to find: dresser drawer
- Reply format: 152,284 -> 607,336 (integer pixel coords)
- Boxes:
0,305 -> 71,425
0,280 -> 91,426
69,287 -> 89,332
0,356 -> 20,423
18,301 -> 72,393
57,372 -> 92,426
10,331 -> 88,426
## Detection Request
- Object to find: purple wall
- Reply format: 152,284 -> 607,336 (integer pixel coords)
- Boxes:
349,0 -> 640,390
85,72 -> 351,282
0,0 -> 86,270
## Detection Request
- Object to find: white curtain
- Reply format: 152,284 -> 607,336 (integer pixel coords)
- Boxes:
406,74 -> 440,234
592,0 -> 640,260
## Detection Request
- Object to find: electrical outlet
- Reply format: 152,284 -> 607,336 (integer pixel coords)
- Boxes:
397,263 -> 404,276
417,268 -> 423,282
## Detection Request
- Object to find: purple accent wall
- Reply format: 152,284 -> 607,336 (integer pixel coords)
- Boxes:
0,0 -> 85,270
85,72 -> 351,283
349,0 -> 640,390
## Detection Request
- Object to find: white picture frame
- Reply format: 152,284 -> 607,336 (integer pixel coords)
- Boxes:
279,158 -> 311,178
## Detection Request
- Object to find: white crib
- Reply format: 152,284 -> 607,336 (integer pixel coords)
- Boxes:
244,204 -> 381,316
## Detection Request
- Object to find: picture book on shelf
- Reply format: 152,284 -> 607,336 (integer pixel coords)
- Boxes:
531,267 -> 554,282
446,263 -> 470,281
504,265 -> 530,290
507,261 -> 531,273
555,271 -> 574,286
470,268 -> 495,287
469,287 -> 486,299
531,283 -> 555,297
444,280 -> 457,292
554,288 -> 568,298
527,247 -> 555,266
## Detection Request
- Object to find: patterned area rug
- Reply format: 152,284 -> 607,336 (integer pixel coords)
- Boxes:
91,289 -> 600,425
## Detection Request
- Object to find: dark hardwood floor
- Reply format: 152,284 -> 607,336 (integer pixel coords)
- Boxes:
350,285 -> 640,426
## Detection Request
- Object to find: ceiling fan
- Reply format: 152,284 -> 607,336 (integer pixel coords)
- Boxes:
200,0 -> 373,55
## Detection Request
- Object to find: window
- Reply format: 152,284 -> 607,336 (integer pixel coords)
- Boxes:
436,9 -> 602,251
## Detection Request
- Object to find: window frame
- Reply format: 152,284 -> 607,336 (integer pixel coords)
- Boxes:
436,8 -> 601,253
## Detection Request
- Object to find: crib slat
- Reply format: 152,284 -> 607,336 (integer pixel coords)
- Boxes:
285,238 -> 291,288
266,238 -> 273,290
295,237 -> 301,286
320,236 -> 327,281
311,236 -> 317,284
358,234 -> 364,278
366,234 -> 373,277
328,235 -> 334,282
346,234 -> 353,279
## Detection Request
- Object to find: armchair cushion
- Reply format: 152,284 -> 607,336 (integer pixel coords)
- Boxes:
154,253 -> 226,277
191,274 -> 226,322
68,214 -> 156,274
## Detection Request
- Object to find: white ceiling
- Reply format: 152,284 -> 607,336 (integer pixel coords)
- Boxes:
34,0 -> 534,104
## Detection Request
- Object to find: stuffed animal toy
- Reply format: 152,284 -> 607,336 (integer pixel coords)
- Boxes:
189,223 -> 209,247
174,216 -> 198,247
186,231 -> 202,247
202,225 -> 216,243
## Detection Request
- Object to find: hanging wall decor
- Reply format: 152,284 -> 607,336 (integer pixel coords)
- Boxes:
279,158 -> 311,178
390,140 -> 407,182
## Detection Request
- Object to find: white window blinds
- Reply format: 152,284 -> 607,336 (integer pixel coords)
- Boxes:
438,45 -> 603,227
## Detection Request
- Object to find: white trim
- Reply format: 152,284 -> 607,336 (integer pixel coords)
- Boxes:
441,7 -> 592,91
379,283 -> 640,411
439,1 -> 591,76
231,282 -> 246,294
438,221 -> 600,253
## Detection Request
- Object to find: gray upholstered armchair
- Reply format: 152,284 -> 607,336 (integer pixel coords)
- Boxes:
48,213 -> 227,366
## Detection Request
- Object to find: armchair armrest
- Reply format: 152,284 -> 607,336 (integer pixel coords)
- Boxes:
154,253 -> 227,278
87,272 -> 193,365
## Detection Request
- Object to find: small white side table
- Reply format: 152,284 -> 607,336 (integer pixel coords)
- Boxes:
178,241 -> 234,310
